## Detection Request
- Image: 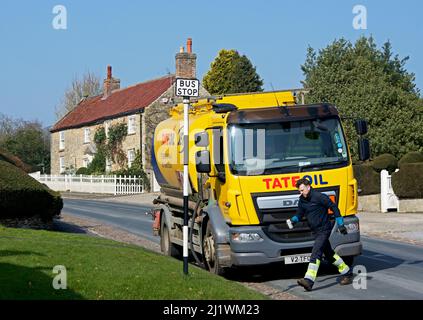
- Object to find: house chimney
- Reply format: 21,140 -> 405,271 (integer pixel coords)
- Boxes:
103,65 -> 121,99
175,38 -> 196,79
107,65 -> 112,79
187,38 -> 192,53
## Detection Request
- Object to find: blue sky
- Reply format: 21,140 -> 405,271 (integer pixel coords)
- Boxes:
0,0 -> 422,127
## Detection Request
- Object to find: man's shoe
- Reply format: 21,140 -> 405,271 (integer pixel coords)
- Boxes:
339,273 -> 354,285
297,278 -> 314,291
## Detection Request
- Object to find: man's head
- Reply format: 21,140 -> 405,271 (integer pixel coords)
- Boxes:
296,178 -> 311,198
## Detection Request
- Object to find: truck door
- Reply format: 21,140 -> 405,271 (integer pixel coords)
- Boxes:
209,127 -> 230,219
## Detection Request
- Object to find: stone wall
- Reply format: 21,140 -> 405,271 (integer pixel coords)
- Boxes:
358,194 -> 423,213
51,127 -> 89,174
51,114 -> 141,175
358,194 -> 381,212
398,199 -> 423,213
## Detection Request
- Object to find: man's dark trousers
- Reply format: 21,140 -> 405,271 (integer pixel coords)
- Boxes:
310,229 -> 335,264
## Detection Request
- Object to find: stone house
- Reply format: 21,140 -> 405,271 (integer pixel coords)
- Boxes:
50,38 -> 208,191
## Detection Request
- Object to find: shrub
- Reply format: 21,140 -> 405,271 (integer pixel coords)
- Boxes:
391,163 -> 423,199
398,151 -> 423,168
76,167 -> 90,175
0,148 -> 32,173
87,150 -> 106,174
0,160 -> 63,220
371,153 -> 398,174
353,163 -> 380,195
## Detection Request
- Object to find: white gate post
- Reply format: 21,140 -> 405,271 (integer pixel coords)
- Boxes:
381,169 -> 399,212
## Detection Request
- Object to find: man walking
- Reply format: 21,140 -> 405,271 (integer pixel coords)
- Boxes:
287,178 -> 354,291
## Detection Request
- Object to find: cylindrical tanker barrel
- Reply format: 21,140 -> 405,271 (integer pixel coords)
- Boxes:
151,107 -> 210,196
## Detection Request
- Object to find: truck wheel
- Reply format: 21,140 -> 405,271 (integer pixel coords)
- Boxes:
161,224 -> 181,258
203,223 -> 226,276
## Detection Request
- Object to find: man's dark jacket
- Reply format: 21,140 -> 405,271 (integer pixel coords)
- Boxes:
293,187 -> 341,232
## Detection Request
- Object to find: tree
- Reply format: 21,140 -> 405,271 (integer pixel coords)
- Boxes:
55,71 -> 101,120
0,114 -> 50,172
0,114 -> 16,145
301,36 -> 423,160
203,49 -> 263,95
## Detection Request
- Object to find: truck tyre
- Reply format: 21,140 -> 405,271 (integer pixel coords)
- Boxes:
203,222 -> 226,276
161,223 -> 181,258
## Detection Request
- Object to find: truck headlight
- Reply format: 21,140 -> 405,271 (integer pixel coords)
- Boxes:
346,222 -> 360,233
232,232 -> 263,242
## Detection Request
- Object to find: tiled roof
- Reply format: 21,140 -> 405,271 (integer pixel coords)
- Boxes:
51,75 -> 175,132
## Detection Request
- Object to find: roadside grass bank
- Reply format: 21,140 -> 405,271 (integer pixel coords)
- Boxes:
0,226 -> 267,300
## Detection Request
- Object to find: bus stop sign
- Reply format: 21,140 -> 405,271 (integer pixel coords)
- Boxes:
175,78 -> 199,97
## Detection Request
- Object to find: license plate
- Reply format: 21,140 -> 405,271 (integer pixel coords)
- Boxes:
283,253 -> 311,264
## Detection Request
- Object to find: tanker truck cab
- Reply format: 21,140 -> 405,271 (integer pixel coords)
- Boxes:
152,91 -> 368,275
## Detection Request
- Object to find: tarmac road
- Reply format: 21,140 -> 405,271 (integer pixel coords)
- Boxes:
62,198 -> 423,300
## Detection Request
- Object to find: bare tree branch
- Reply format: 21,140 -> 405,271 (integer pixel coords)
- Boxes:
55,71 -> 101,120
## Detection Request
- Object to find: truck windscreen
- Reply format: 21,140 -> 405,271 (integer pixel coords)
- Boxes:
228,117 -> 349,175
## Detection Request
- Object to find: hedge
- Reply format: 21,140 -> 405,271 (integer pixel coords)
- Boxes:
398,151 -> 423,168
0,148 -> 32,173
76,167 -> 90,175
371,153 -> 398,174
0,160 -> 63,220
353,163 -> 380,195
391,163 -> 423,199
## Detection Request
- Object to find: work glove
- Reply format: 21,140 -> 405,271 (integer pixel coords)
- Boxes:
336,217 -> 348,235
338,225 -> 348,235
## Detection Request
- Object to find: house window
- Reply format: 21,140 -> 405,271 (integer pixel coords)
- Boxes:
59,131 -> 65,150
59,157 -> 65,174
105,120 -> 111,138
83,158 -> 90,168
128,116 -> 136,134
127,149 -> 136,168
84,128 -> 91,143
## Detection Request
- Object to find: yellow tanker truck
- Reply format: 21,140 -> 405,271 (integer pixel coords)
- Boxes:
151,90 -> 370,275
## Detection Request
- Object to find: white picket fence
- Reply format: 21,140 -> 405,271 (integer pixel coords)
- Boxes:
380,169 -> 399,212
29,172 -> 144,195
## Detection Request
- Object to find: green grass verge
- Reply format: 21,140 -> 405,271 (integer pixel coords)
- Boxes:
0,227 -> 267,300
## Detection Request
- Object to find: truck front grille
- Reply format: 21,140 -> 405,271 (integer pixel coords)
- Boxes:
251,187 -> 339,243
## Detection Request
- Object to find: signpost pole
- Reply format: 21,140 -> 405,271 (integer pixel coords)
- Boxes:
182,97 -> 189,275
175,77 -> 199,276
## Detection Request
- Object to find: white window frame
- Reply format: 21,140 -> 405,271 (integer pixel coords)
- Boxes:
105,120 -> 111,138
128,116 -> 136,135
83,158 -> 90,168
59,131 -> 65,150
127,149 -> 136,168
84,128 -> 91,143
59,157 -> 65,174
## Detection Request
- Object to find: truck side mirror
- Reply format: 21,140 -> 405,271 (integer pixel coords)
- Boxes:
358,138 -> 370,161
195,150 -> 211,173
194,131 -> 209,147
355,120 -> 368,135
